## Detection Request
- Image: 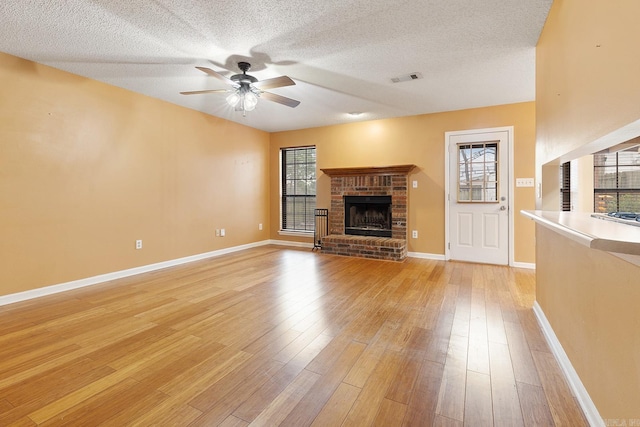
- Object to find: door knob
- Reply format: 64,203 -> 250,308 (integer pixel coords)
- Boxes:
500,205 -> 506,211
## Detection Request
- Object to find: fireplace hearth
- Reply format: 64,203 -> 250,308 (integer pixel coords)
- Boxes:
344,195 -> 392,237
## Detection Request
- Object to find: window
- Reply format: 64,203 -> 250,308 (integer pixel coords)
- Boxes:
281,146 -> 316,231
457,142 -> 498,202
593,148 -> 640,212
560,161 -> 571,211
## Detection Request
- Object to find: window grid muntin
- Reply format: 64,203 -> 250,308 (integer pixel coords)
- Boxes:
593,150 -> 640,213
457,142 -> 499,203
281,147 -> 316,231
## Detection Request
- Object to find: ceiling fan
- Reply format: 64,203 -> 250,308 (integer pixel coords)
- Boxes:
180,62 -> 300,116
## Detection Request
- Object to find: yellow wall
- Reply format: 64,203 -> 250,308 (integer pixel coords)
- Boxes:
574,155 -> 594,212
536,226 -> 640,420
536,0 -> 640,167
535,0 -> 640,420
0,52 -> 270,297
270,102 -> 537,263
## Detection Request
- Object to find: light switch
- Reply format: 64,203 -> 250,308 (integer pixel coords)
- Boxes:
412,180 -> 418,188
516,178 -> 535,187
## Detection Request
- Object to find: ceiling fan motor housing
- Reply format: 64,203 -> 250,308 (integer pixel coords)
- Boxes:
230,62 -> 258,85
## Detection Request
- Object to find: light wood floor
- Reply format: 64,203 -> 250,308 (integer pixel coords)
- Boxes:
0,246 -> 587,426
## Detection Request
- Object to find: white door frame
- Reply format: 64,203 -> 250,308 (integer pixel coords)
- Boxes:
444,126 -> 515,266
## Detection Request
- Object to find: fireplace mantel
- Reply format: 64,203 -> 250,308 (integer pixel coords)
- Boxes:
320,164 -> 416,177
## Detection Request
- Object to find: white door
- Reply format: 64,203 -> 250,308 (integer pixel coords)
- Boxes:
446,129 -> 510,265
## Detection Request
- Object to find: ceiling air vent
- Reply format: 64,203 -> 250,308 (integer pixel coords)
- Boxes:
391,72 -> 423,83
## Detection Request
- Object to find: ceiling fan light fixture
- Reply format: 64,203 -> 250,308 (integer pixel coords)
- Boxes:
227,86 -> 259,114
243,91 -> 258,111
226,92 -> 241,107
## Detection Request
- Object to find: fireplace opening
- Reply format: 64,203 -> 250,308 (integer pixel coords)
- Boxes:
344,195 -> 392,237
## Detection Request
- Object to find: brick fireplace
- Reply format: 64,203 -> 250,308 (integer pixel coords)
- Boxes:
319,165 -> 415,261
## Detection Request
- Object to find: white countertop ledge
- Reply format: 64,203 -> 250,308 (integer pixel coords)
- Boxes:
521,210 -> 640,256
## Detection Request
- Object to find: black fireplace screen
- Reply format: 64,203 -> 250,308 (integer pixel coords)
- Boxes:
344,195 -> 392,237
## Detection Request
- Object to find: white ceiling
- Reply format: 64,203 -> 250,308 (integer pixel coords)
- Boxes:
0,0 -> 553,133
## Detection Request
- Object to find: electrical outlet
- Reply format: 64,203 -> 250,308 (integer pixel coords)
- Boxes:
259,223 -> 263,230
135,240 -> 142,249
220,228 -> 226,237
412,230 -> 418,239
215,229 -> 220,237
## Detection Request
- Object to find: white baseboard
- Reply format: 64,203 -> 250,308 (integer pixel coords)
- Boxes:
407,252 -> 446,260
532,302 -> 604,427
0,240 -> 290,307
512,261 -> 536,269
268,239 -> 315,249
407,252 -> 534,269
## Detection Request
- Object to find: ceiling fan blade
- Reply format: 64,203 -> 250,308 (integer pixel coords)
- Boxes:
180,89 -> 229,95
253,75 -> 296,90
261,91 -> 300,108
195,66 -> 234,84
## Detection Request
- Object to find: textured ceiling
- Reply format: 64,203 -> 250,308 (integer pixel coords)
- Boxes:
0,0 -> 552,132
